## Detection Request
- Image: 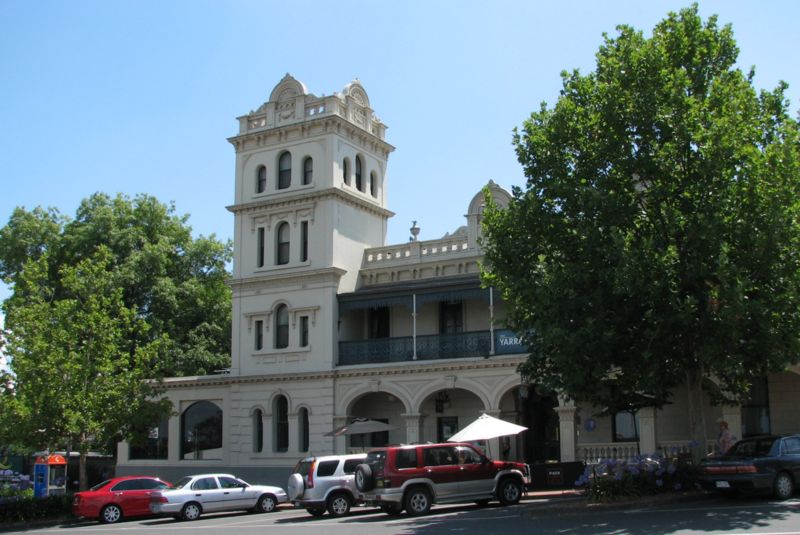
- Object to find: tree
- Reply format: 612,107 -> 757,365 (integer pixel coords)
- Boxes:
482,5 -> 800,458
0,193 -> 232,377
0,248 -> 171,489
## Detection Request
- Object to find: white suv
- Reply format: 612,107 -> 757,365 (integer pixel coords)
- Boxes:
287,453 -> 367,517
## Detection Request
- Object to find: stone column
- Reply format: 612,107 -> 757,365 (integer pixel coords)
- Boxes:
637,407 -> 656,456
333,416 -> 348,454
555,405 -> 577,462
402,413 -> 422,444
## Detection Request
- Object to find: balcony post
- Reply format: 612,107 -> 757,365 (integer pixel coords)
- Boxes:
412,293 -> 417,360
489,287 -> 495,356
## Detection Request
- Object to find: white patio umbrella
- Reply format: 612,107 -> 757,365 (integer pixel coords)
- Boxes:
447,413 -> 527,443
324,418 -> 397,436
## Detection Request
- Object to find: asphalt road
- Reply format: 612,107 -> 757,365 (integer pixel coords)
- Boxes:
8,494 -> 800,535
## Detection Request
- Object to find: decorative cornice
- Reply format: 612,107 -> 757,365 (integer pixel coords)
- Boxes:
227,188 -> 394,219
228,114 -> 395,156
160,355 -> 527,390
227,267 -> 346,292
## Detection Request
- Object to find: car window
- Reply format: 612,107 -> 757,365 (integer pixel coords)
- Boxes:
317,460 -> 339,477
395,448 -> 418,469
111,480 -> 138,491
138,479 -> 169,490
174,477 -> 192,489
218,477 -> 241,489
342,459 -> 362,474
455,446 -> 482,465
90,479 -> 112,491
423,447 -> 457,466
782,437 -> 800,455
191,477 -> 219,490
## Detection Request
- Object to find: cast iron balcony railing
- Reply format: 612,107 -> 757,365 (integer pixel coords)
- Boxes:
338,330 -> 525,366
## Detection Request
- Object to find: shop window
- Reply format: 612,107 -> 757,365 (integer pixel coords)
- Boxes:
180,401 -> 223,460
274,395 -> 289,452
350,418 -> 389,449
742,378 -> 771,436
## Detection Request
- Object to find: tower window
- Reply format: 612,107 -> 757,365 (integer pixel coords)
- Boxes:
343,158 -> 350,186
278,152 -> 291,190
299,407 -> 309,452
254,320 -> 264,350
300,315 -> 309,347
253,409 -> 263,453
355,156 -> 363,191
256,166 -> 267,193
275,304 -> 289,349
370,171 -> 377,197
257,227 -> 265,268
276,222 -> 290,265
300,221 -> 308,262
303,157 -> 313,185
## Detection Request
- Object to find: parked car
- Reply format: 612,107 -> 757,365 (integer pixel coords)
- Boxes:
72,476 -> 172,524
698,434 -> 800,499
355,442 -> 531,516
149,473 -> 288,521
287,453 -> 367,517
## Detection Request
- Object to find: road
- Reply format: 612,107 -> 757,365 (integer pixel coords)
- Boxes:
9,495 -> 800,534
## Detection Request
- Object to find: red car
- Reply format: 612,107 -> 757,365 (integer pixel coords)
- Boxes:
73,476 -> 172,524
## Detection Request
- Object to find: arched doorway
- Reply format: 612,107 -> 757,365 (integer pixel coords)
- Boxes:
348,392 -> 405,450
419,388 -> 486,443
499,386 -> 560,464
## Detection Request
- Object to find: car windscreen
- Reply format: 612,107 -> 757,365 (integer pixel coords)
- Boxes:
90,479 -> 111,491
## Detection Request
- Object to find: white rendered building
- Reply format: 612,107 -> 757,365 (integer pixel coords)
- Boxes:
117,76 -> 800,486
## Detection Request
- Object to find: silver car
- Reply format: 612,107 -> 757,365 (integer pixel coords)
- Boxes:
287,453 -> 367,517
149,473 -> 288,521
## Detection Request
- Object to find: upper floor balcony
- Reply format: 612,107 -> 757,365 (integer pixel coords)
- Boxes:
338,329 -> 527,366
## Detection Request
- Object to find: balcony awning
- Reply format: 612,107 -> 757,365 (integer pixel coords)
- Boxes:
338,281 -> 493,313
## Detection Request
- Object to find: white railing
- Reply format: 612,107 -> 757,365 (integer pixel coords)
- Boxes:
657,440 -> 717,457
577,442 -> 639,462
364,237 -> 471,265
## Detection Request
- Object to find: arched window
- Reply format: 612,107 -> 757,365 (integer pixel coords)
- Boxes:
355,156 -> 363,191
278,152 -> 291,189
276,222 -> 290,265
181,401 -> 223,460
273,395 -> 289,452
256,166 -> 267,193
302,157 -> 313,185
253,409 -> 263,453
299,407 -> 309,452
342,158 -> 350,186
370,171 -> 377,197
275,304 -> 289,349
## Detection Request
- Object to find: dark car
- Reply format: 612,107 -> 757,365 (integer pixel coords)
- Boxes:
698,434 -> 800,499
355,442 -> 530,516
72,476 -> 172,524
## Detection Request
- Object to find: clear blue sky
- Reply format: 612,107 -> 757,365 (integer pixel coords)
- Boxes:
1,0 -> 798,311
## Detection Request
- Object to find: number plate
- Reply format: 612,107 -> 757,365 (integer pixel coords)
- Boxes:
715,481 -> 730,488
376,480 -> 384,488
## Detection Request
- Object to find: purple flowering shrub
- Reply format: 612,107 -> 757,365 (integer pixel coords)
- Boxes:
0,470 -> 33,499
575,450 -> 699,502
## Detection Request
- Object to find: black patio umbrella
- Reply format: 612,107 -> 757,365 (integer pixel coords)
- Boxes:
324,418 -> 397,437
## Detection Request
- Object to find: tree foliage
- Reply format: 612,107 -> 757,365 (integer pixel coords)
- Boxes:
482,5 -> 800,447
0,193 -> 232,377
0,247 -> 172,489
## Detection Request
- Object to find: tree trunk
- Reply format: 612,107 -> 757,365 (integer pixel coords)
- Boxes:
686,368 -> 708,464
79,433 -> 88,491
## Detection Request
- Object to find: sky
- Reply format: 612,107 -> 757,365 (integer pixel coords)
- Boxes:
1,0 -> 799,366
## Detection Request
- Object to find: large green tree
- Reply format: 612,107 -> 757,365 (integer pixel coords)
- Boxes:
482,5 -> 800,456
0,193 -> 232,377
0,248 -> 171,489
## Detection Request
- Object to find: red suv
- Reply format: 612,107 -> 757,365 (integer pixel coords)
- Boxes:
355,443 -> 530,516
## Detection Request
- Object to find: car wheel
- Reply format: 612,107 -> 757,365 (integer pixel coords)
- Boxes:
379,503 -> 402,516
256,494 -> 277,513
774,472 -> 795,500
355,464 -> 373,492
498,478 -> 522,506
99,504 -> 122,524
404,487 -> 431,516
306,507 -> 325,517
181,502 -> 202,521
327,493 -> 351,517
